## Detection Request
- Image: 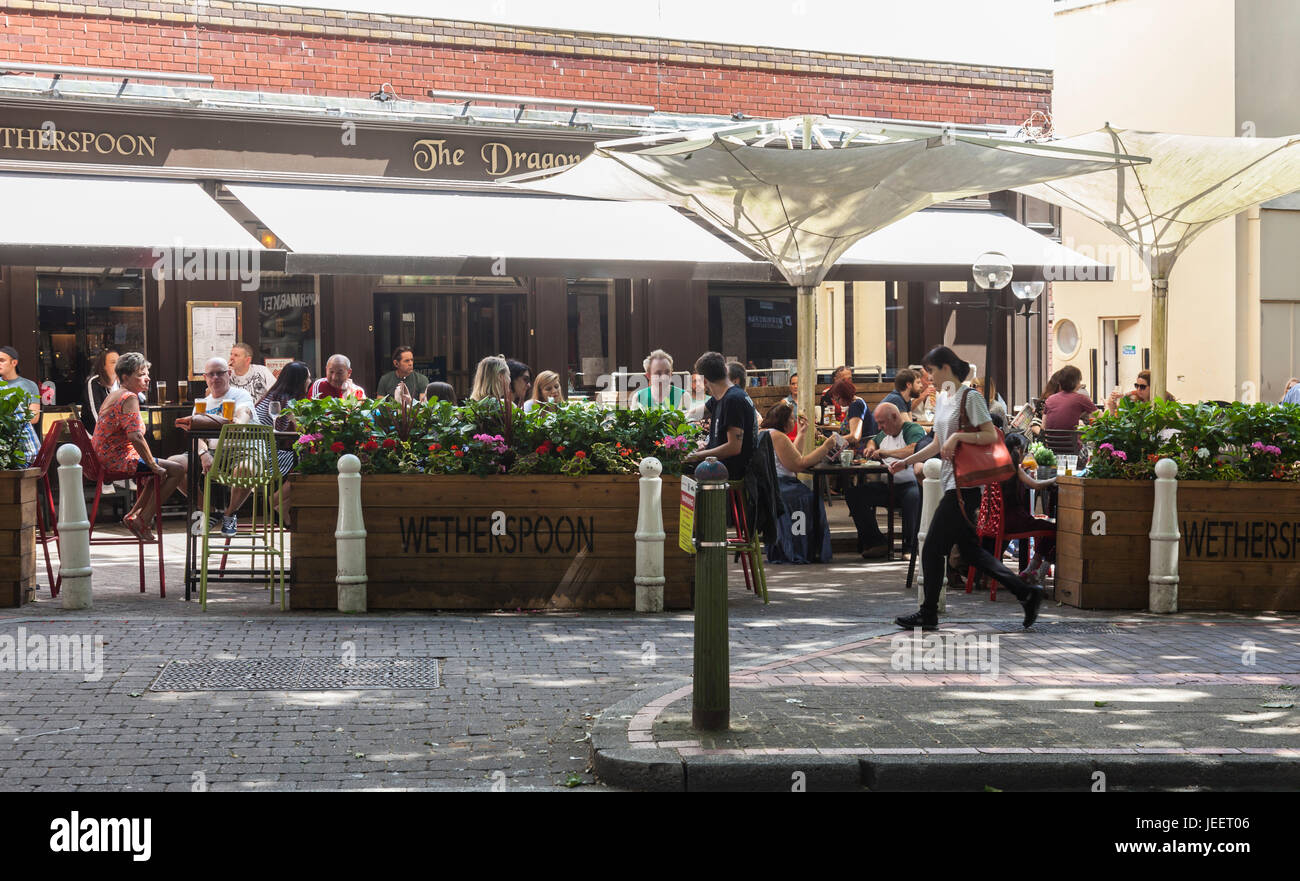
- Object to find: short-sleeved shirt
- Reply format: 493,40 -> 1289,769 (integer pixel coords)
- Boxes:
1042,390 -> 1097,432
935,387 -> 993,492
872,420 -> 927,484
376,370 -> 430,401
310,378 -> 364,400
632,383 -> 686,411
839,397 -> 877,448
229,364 -> 276,402
882,390 -> 909,413
706,385 -> 755,480
195,386 -> 254,421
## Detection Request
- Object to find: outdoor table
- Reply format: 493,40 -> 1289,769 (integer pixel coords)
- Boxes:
181,424 -> 298,601
141,405 -> 194,459
808,459 -> 895,563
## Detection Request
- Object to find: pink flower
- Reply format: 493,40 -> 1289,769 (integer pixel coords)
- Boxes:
1112,450 -> 1127,461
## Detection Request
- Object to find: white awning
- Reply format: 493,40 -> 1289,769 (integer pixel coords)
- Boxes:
830,209 -> 1112,281
0,173 -> 272,267
225,183 -> 771,280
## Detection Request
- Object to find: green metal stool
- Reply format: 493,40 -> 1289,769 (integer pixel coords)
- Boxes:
727,480 -> 768,603
199,423 -> 286,610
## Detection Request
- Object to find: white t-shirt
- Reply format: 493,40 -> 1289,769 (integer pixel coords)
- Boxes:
934,386 -> 992,492
878,430 -> 918,484
229,364 -> 276,402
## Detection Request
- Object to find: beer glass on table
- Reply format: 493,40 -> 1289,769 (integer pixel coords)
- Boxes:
195,400 -> 208,415
221,400 -> 235,420
156,381 -> 168,406
177,379 -> 189,404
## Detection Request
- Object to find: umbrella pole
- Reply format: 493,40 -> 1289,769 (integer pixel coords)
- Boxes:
797,284 -> 817,452
1150,278 -> 1169,400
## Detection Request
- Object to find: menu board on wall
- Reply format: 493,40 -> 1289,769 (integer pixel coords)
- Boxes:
187,301 -> 242,380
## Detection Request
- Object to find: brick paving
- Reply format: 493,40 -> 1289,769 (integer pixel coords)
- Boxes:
2,524 -> 1297,790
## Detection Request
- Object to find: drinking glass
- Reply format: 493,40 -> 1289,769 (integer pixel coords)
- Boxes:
156,381 -> 168,406
221,400 -> 235,419
195,400 -> 207,415
176,380 -> 189,403
268,400 -> 282,420
839,450 -> 854,468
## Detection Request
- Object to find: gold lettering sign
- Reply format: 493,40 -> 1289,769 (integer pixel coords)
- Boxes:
0,127 -> 156,158
412,137 -> 583,177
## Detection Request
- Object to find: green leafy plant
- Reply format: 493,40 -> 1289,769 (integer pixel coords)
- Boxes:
0,387 -> 34,470
1027,442 -> 1055,468
287,398 -> 704,477
1079,398 -> 1300,482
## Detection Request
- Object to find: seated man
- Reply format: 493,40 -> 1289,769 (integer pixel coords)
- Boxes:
685,351 -> 754,481
310,354 -> 365,399
376,346 -> 429,402
168,357 -> 254,535
845,401 -> 925,558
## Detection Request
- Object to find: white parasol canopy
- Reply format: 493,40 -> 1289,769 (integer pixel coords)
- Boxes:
1016,126 -> 1300,398
507,115 -> 1145,438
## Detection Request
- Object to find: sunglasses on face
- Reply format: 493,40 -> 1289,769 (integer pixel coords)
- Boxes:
1134,382 -> 1148,389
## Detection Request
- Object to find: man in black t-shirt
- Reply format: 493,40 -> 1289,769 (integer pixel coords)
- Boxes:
686,351 -> 754,480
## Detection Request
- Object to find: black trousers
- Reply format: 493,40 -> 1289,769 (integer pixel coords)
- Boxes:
921,488 -> 1032,615
844,479 -> 920,551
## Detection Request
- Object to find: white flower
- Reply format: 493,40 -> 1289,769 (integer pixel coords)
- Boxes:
1196,447 -> 1210,459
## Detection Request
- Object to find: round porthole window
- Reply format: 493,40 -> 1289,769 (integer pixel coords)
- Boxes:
1054,319 -> 1080,358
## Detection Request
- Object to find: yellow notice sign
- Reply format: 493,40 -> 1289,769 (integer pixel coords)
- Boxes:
679,475 -> 697,554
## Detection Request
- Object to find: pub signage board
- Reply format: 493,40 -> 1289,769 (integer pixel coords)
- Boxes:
0,105 -> 597,180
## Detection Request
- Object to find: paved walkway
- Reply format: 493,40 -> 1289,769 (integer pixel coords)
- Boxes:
3,523 -> 1297,790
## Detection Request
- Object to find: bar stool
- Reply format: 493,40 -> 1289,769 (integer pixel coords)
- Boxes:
198,424 -> 286,610
726,480 -> 768,603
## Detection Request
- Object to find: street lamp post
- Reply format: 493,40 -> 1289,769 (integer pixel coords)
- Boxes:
971,252 -> 1013,405
1011,280 -> 1046,407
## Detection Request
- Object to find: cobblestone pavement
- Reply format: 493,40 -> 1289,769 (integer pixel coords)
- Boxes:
2,526 -> 1296,790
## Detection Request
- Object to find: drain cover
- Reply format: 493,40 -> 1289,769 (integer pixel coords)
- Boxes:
1009,622 -> 1127,634
151,657 -> 442,691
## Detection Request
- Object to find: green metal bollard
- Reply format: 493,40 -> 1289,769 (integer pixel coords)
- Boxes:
692,456 -> 730,731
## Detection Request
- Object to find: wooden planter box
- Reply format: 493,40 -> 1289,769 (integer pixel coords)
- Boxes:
0,469 -> 39,607
287,474 -> 695,610
1056,476 -> 1300,611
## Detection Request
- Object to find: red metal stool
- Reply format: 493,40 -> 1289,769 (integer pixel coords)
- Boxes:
33,420 -> 68,597
965,483 -> 1054,601
726,481 -> 768,602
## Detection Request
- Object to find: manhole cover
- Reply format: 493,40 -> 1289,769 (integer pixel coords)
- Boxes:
151,657 -> 442,691
1007,622 -> 1127,634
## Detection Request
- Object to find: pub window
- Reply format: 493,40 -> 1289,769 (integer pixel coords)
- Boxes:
36,271 -> 145,409
258,275 -> 319,374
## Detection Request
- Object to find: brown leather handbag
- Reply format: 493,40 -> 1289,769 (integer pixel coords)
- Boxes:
953,387 -> 1016,488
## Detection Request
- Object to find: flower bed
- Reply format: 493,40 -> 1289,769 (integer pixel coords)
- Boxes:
1055,400 -> 1300,611
282,398 -> 700,610
285,397 -> 701,478
0,388 -> 37,606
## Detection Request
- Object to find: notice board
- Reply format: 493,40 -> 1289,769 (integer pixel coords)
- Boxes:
187,301 -> 243,381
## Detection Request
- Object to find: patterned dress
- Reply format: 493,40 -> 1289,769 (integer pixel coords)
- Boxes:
254,396 -> 297,477
92,394 -> 146,474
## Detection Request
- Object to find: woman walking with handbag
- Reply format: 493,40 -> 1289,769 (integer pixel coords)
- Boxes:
887,346 -> 1044,631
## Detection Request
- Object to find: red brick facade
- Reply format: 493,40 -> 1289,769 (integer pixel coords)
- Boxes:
0,1 -> 1050,125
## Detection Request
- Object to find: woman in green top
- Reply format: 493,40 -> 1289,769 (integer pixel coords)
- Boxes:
632,349 -> 686,410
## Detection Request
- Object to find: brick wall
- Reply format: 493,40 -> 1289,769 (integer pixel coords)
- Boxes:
0,1 -> 1050,124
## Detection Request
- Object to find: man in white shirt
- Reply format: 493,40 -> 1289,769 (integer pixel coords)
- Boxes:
228,342 -> 276,402
169,357 -> 254,535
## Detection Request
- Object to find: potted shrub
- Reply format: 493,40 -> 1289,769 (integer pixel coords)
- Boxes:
0,387 -> 40,606
1056,399 -> 1300,610
282,397 -> 703,610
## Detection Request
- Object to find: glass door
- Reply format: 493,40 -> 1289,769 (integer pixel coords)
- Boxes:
37,272 -> 146,408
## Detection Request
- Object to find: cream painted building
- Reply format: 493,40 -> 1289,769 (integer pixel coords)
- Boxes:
1049,0 -> 1300,404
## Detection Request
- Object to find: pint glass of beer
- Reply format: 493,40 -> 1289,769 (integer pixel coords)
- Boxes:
195,400 -> 208,414
222,400 -> 235,419
156,381 -> 168,406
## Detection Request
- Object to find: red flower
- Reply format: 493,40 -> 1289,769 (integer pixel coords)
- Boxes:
362,440 -> 379,451
382,438 -> 396,449
453,450 -> 465,458
556,445 -> 566,453
574,450 -> 587,459
535,445 -> 549,455
428,443 -> 441,451
330,442 -> 345,453
451,445 -> 460,451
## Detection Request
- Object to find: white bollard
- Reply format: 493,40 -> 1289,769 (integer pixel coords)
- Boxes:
56,444 -> 93,610
634,457 -> 666,612
1148,457 -> 1180,613
917,458 -> 945,612
335,454 -> 367,613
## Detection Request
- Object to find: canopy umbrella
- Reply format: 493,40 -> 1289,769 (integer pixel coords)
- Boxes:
1016,126 -> 1300,399
507,115 -> 1144,440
